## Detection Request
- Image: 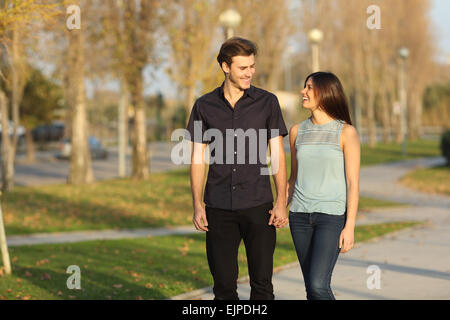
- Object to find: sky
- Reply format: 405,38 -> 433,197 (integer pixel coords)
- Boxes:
431,0 -> 450,61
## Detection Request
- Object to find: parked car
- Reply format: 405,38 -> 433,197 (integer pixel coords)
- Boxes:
55,136 -> 108,160
32,122 -> 65,143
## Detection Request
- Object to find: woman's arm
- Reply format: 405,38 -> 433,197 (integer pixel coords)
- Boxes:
286,124 -> 299,207
339,124 -> 361,253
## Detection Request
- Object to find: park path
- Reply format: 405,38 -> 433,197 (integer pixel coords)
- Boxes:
172,156 -> 450,300
5,156 -> 450,299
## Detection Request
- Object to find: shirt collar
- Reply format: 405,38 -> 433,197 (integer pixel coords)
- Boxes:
218,81 -> 255,100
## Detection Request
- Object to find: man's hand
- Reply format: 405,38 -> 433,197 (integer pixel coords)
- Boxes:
268,205 -> 288,228
193,205 -> 208,232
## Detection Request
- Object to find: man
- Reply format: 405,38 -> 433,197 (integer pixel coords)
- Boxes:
185,37 -> 288,300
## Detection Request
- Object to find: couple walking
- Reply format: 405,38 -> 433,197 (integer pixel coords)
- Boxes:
185,37 -> 360,300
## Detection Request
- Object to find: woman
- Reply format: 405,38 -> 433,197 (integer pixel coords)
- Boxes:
286,71 -> 360,300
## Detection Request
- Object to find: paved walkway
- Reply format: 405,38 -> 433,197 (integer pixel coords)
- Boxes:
172,156 -> 450,300
5,156 -> 450,299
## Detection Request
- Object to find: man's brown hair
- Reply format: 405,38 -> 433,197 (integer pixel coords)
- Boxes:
217,37 -> 258,68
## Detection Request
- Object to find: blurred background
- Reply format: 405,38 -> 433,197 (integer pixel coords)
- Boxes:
0,0 -> 449,187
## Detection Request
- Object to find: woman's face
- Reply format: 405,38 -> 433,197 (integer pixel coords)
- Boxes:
301,77 -> 320,111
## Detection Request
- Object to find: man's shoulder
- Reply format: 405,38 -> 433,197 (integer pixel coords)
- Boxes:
196,87 -> 221,105
251,85 -> 277,100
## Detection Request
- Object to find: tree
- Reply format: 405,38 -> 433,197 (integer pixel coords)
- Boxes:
65,1 -> 93,184
231,0 -> 295,91
298,0 -> 437,145
102,0 -> 159,180
0,0 -> 58,189
20,65 -> 63,162
164,0 -> 222,120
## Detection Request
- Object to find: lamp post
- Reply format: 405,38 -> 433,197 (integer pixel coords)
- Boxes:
308,28 -> 323,72
398,47 -> 409,157
285,45 -> 295,92
219,9 -> 241,39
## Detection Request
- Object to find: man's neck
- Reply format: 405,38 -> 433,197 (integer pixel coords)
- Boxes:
223,79 -> 245,108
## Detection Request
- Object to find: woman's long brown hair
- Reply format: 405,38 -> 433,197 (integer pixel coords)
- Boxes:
304,72 -> 353,125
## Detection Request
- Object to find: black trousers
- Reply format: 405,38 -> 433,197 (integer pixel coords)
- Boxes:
205,202 -> 276,300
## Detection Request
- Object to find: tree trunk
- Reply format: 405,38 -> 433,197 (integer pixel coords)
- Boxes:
67,28 -> 94,185
130,76 -> 148,180
0,198 -> 12,275
25,128 -> 35,163
0,91 -> 15,192
380,88 -> 392,143
118,77 -> 129,177
10,25 -> 23,160
366,88 -> 377,147
185,84 -> 196,126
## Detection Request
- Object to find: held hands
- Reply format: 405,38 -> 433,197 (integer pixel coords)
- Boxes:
268,204 -> 288,228
339,226 -> 354,253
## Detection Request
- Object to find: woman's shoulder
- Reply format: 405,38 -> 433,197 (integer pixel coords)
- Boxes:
341,123 -> 358,135
289,123 -> 300,136
290,118 -> 310,134
341,123 -> 360,145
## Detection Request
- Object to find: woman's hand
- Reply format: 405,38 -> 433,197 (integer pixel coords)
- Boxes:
339,226 -> 354,253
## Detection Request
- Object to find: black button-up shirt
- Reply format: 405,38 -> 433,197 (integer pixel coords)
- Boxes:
185,83 -> 288,210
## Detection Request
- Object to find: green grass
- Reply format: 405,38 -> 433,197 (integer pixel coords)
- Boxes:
2,168 -> 406,236
1,139 -> 437,235
2,169 -> 193,235
360,139 -> 441,166
399,165 -> 450,196
0,220 -> 422,300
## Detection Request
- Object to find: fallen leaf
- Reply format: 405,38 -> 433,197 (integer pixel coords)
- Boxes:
113,284 -> 123,289
24,271 -> 32,277
145,283 -> 153,288
36,259 -> 49,266
41,273 -> 51,280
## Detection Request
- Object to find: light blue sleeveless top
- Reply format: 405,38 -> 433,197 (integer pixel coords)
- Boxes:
290,117 -> 347,215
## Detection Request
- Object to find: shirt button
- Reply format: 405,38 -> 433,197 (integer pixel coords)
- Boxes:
233,168 -> 236,172
232,186 -> 236,190
234,151 -> 237,154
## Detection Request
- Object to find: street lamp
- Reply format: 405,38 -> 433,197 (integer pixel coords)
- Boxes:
284,45 -> 295,92
219,9 -> 241,39
398,46 -> 409,156
308,28 -> 323,72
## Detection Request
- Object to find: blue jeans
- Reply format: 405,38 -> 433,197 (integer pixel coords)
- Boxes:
289,211 -> 346,300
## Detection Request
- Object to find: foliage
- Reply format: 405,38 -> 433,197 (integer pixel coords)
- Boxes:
19,65 -> 63,128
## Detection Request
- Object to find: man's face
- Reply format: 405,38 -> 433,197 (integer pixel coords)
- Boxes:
222,54 -> 256,90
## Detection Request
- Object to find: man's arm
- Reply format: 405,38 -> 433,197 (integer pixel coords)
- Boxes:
268,135 -> 288,228
190,141 -> 209,231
